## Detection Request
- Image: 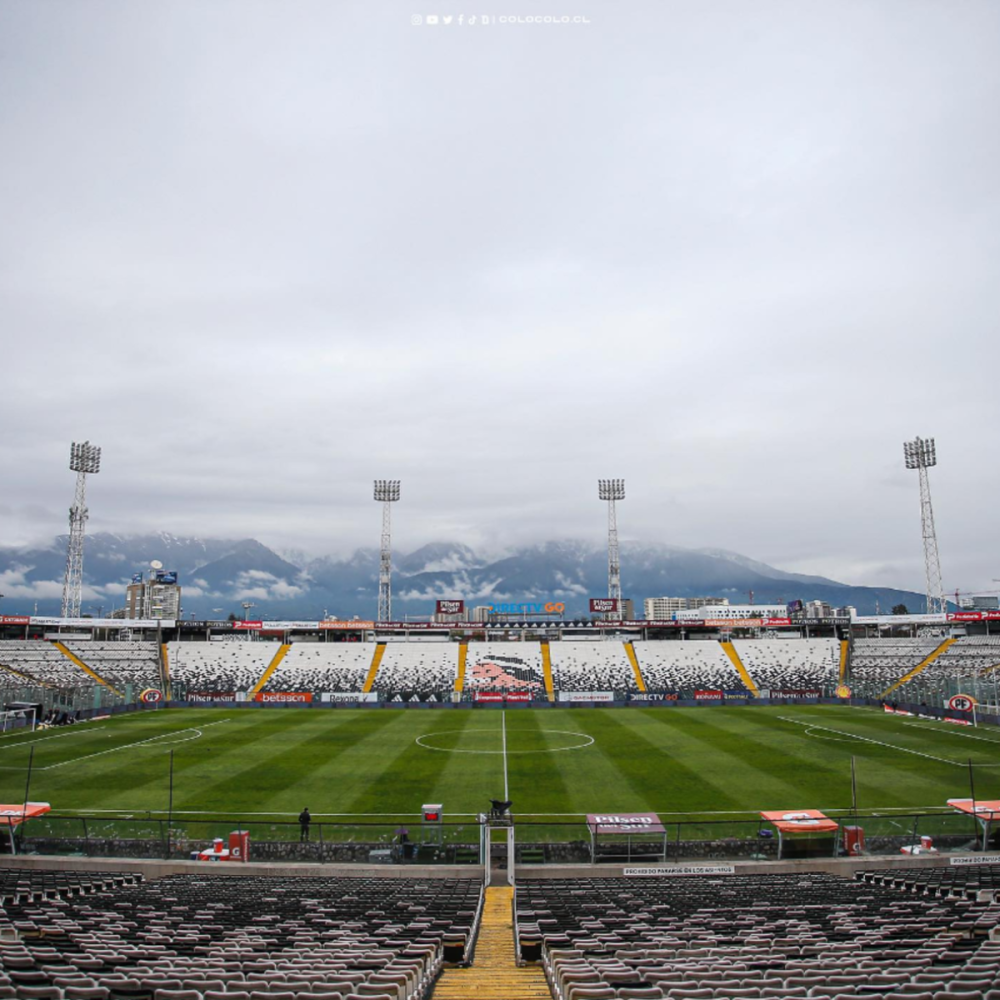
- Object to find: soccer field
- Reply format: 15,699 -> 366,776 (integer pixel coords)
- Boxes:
0,705 -> 996,822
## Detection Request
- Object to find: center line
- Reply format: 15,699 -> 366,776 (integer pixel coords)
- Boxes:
502,709 -> 509,800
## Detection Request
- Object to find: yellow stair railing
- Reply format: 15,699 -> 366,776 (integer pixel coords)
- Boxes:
880,637 -> 956,699
250,644 -> 291,696
720,640 -> 759,697
624,642 -> 646,693
53,641 -> 123,697
540,642 -> 555,703
455,642 -> 468,695
839,640 -> 850,685
363,642 -> 387,694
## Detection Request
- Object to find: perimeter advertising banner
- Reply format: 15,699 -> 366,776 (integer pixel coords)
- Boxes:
187,692 -> 238,703
558,691 -> 614,702
631,692 -> 679,701
473,691 -> 532,702
253,692 -> 313,703
320,692 -> 379,703
319,621 -> 376,630
0,616 -> 30,625
694,689 -> 724,700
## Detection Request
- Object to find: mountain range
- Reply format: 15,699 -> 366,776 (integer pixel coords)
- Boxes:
0,532 -> 933,619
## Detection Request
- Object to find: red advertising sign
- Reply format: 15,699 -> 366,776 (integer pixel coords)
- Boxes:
590,598 -> 620,613
0,616 -> 30,625
694,689 -> 724,700
948,611 -> 1000,622
234,620 -> 262,630
436,600 -> 465,615
253,692 -> 313,703
473,691 -> 532,702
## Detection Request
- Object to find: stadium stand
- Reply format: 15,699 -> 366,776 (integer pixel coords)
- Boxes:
375,643 -> 458,699
857,862 -> 1000,901
732,639 -> 840,693
62,642 -> 161,692
464,643 -> 546,696
261,642 -> 375,694
630,640 -> 746,693
168,641 -> 277,695
935,636 -> 1000,677
0,870 -> 480,1000
0,641 -> 83,690
0,640 -> 160,695
517,872 -> 1000,999
849,638 -> 945,695
548,643 -> 636,693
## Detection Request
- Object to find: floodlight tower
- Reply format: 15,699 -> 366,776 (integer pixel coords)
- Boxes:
61,441 -> 102,619
374,480 -> 401,622
598,479 -> 625,615
903,437 -> 946,616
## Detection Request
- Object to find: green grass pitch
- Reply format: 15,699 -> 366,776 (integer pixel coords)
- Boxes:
0,705 -> 995,826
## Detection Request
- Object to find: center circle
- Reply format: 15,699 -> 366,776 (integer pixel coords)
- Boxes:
415,728 -> 595,754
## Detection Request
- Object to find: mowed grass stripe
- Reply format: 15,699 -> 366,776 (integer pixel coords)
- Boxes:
345,711 -> 488,816
183,711 -> 412,815
613,708 -> 855,813
535,709 -> 746,815
421,712 -> 505,814
505,710 -> 574,815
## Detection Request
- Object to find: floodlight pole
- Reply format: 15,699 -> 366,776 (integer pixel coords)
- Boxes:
598,479 -> 625,619
374,480 -> 401,622
61,441 -> 101,619
903,437 -> 946,616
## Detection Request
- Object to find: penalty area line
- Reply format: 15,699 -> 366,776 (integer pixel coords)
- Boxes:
902,722 -> 1000,746
778,715 -> 965,767
37,719 -> 232,771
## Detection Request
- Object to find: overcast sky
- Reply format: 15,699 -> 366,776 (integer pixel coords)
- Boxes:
1,0 -> 998,594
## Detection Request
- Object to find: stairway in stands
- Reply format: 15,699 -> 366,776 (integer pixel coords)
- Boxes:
432,886 -> 551,1000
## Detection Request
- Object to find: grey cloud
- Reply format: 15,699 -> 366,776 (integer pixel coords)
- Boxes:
1,0 -> 998,598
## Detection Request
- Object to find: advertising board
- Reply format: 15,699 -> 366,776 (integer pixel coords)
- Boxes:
589,598 -> 619,613
557,691 -> 614,702
435,600 -> 465,615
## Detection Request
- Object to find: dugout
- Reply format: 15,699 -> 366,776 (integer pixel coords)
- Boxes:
760,810 -> 840,859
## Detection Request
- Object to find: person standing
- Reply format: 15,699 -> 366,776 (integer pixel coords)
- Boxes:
298,807 -> 311,842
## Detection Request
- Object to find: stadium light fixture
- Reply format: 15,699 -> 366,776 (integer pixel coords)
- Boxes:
598,479 -> 625,614
374,480 -> 401,622
903,436 -> 945,615
61,440 -> 102,619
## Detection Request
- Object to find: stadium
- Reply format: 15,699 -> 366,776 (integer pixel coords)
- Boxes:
3,1 -> 1000,997
2,477 -> 1000,999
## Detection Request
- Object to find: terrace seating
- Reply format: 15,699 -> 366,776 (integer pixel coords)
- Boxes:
0,642 -> 102,692
549,643 -> 636,694
374,644 -> 458,700
0,872 -> 482,1000
849,636 -> 1000,699
732,640 -> 840,694
261,643 -> 375,695
631,641 -> 742,693
62,644 -> 161,693
516,873 -> 1000,1000
167,642 -> 278,696
464,643 -> 546,697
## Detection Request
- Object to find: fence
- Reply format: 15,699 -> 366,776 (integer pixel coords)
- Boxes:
5,809 -> 986,865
